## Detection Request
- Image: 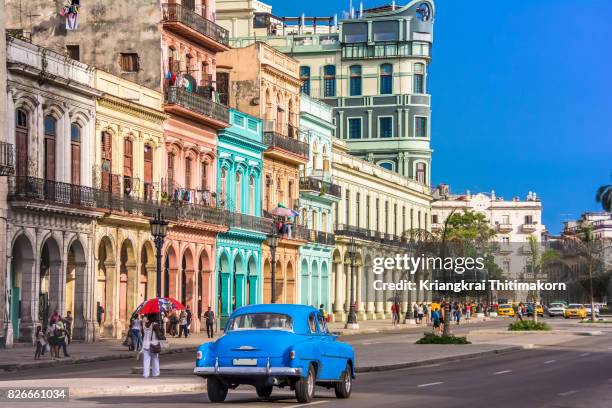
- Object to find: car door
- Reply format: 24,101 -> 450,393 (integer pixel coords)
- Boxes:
315,313 -> 345,380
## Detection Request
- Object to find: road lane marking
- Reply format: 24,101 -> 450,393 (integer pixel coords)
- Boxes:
579,353 -> 590,357
494,370 -> 512,375
285,401 -> 328,408
544,359 -> 556,364
417,382 -> 444,388
558,390 -> 576,397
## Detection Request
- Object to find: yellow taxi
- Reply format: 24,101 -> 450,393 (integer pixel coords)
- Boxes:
564,304 -> 587,319
535,305 -> 544,316
497,304 -> 515,317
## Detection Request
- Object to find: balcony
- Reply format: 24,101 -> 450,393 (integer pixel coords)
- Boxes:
299,177 -> 341,199
334,224 -> 407,248
0,142 -> 14,176
164,86 -> 229,128
313,230 -> 336,246
161,3 -> 230,52
521,223 -> 538,233
161,178 -> 216,207
227,212 -> 274,234
263,121 -> 309,164
497,223 -> 514,233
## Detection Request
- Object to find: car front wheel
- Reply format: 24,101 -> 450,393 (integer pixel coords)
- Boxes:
256,385 -> 273,399
295,364 -> 315,403
334,363 -> 352,399
207,377 -> 228,403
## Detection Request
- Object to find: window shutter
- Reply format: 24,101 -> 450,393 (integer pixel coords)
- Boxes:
71,143 -> 81,185
15,128 -> 28,177
144,145 -> 153,184
45,138 -> 56,181
124,139 -> 133,178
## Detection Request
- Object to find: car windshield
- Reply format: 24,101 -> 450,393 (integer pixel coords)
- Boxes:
227,313 -> 294,332
550,303 -> 564,308
568,304 -> 582,309
499,305 -> 511,308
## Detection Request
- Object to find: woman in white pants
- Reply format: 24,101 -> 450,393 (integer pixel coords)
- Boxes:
142,314 -> 162,378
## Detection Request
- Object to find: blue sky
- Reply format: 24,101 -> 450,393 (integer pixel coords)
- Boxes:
266,0 -> 612,233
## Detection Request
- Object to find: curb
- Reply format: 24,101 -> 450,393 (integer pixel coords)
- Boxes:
468,329 -> 603,336
0,346 -> 198,372
354,346 -> 524,373
69,382 -> 206,397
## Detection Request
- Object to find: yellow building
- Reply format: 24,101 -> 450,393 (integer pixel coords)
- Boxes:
90,70 -> 166,338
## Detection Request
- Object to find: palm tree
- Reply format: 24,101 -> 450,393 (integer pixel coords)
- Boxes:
527,235 -> 558,323
596,176 -> 612,212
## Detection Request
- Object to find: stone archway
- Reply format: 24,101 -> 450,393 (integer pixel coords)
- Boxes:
233,252 -> 246,309
140,241 -> 156,302
40,236 -> 62,326
300,258 -> 309,306
119,239 -> 136,331
311,260 -> 320,308
286,261 -> 295,304
198,249 -> 212,321
97,236 -> 116,338
164,245 -> 178,298
66,238 -> 89,341
275,260 -> 284,303
218,251 -> 231,321
10,234 -> 35,342
320,261 -> 329,312
263,258 -> 272,304
246,255 -> 258,305
181,247 -> 195,315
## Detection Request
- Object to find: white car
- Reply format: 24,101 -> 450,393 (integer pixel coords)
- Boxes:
585,305 -> 600,318
547,303 -> 566,317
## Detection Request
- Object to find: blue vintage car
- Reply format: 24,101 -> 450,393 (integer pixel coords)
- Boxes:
194,304 -> 355,403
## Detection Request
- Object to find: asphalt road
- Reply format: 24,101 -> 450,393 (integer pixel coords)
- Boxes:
3,321 -> 611,408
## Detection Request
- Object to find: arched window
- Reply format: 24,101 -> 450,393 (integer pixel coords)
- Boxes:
323,65 -> 336,97
43,115 -> 56,181
416,162 -> 427,184
379,161 -> 393,171
312,140 -> 319,170
249,175 -> 255,216
349,65 -> 362,96
380,63 -> 393,94
101,131 -> 112,190
300,66 -> 311,95
15,109 -> 29,177
144,144 -> 153,200
201,162 -> 208,190
167,152 -> 175,188
70,124 -> 81,185
220,168 -> 227,208
414,63 -> 425,94
322,145 -> 329,172
123,139 -> 133,195
185,157 -> 193,188
235,172 -> 242,213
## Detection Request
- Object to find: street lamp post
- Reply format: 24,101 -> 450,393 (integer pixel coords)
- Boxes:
266,231 -> 280,303
345,237 -> 359,329
150,208 -> 168,299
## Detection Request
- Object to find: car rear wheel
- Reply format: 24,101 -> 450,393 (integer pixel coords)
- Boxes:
207,377 -> 228,403
295,364 -> 315,403
256,385 -> 273,399
334,363 -> 352,399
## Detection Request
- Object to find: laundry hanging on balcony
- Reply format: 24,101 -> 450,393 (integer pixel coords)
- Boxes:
60,0 -> 80,31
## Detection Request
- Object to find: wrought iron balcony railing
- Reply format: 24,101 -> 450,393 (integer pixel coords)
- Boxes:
334,223 -> 407,248
314,230 -> 336,246
165,86 -> 230,124
0,142 -> 15,176
228,212 -> 274,234
161,3 -> 230,47
299,177 -> 341,198
263,123 -> 309,159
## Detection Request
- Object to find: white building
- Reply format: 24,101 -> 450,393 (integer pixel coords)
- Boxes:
563,212 -> 612,242
431,184 -> 546,302
4,36 -> 101,345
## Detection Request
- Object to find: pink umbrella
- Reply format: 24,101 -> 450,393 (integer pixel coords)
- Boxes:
270,206 -> 299,217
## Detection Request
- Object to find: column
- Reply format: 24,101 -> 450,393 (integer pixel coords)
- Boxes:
333,261 -> 344,320
338,111 -> 345,139
72,261 -> 89,341
103,262 -> 119,339
185,268 -> 198,331
48,259 -> 66,318
367,110 -> 373,139
18,257 -> 37,342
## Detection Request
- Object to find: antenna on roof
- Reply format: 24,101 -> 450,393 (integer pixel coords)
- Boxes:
349,0 -> 354,18
392,0 -> 396,11
359,0 -> 363,17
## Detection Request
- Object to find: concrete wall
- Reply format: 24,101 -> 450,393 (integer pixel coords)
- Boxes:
5,0 -> 162,91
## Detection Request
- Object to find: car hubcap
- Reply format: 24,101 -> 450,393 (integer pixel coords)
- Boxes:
345,372 -> 351,392
307,371 -> 314,396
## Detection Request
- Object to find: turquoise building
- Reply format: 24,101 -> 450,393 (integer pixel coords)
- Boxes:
216,109 -> 268,324
297,95 -> 341,313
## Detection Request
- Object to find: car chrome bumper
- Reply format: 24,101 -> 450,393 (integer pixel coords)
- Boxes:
194,366 -> 302,377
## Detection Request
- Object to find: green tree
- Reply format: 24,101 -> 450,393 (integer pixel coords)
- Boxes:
596,175 -> 612,212
527,235 -> 559,322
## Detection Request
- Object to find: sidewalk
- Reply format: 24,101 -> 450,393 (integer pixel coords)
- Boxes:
328,314 -> 492,335
0,332 -> 213,372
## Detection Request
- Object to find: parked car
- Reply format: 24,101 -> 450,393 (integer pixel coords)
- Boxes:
525,303 -> 544,317
585,304 -> 600,318
193,304 -> 355,403
497,304 -> 515,317
564,304 -> 587,319
547,303 -> 566,317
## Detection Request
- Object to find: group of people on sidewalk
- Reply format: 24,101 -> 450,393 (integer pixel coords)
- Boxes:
161,306 -> 193,339
34,310 -> 72,360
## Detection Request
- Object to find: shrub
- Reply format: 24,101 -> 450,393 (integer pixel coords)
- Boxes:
508,320 -> 551,331
416,333 -> 471,344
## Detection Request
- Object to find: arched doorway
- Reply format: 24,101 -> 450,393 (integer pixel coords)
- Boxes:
40,237 -> 62,325
97,236 -> 116,338
320,261 -> 329,312
263,258 -> 271,304
300,259 -> 309,305
233,253 -> 245,309
246,255 -> 257,305
198,249 -> 211,322
218,251 -> 230,324
164,245 -> 178,298
275,260 -> 283,303
311,260 -> 320,308
66,239 -> 88,340
181,247 -> 195,312
286,261 -> 295,304
140,241 -> 156,301
10,234 -> 34,342
119,239 -> 136,331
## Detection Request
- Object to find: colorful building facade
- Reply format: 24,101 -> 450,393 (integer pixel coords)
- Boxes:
216,109 -> 269,323
297,95 -> 340,312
